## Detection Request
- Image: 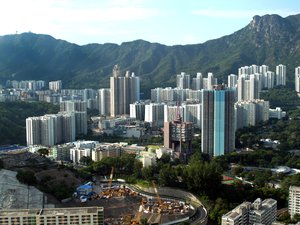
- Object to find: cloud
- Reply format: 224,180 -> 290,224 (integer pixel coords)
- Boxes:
192,9 -> 298,19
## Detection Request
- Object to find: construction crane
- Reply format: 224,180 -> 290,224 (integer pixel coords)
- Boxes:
151,180 -> 162,205
100,166 -> 114,198
131,198 -> 145,225
108,166 -> 114,190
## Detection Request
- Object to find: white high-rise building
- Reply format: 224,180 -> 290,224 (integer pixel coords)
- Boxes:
295,67 -> 300,93
183,103 -> 202,128
235,100 -> 269,129
188,90 -> 202,101
204,72 -> 217,90
237,75 -> 260,101
260,65 -> 269,75
164,105 -> 183,122
222,198 -> 276,225
144,103 -> 165,127
289,186 -> 300,218
110,65 -> 140,117
130,101 -> 146,121
192,72 -> 203,90
26,117 -> 41,146
177,72 -> 190,89
228,74 -> 238,89
49,80 -> 62,92
26,113 -> 76,147
98,88 -> 111,116
264,71 -> 275,89
276,64 -> 286,86
60,100 -> 87,135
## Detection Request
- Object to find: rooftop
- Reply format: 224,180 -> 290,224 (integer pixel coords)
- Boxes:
0,207 -> 103,217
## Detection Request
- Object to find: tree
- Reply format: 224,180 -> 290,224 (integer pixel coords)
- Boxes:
79,156 -> 92,166
37,148 -> 49,156
158,165 -> 177,186
133,160 -> 143,178
141,166 -> 155,181
231,166 -> 244,176
16,170 -> 37,185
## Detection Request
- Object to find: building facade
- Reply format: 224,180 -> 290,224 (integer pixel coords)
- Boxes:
222,198 -> 277,225
110,65 -> 140,117
289,186 -> 300,218
201,85 -> 235,157
0,207 -> 104,225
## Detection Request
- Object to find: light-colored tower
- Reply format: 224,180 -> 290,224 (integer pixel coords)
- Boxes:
228,74 -> 238,89
177,72 -> 190,89
98,88 -> 111,116
26,117 -> 41,146
144,103 -> 165,127
295,67 -> 300,93
49,80 -> 62,92
276,64 -> 286,86
130,101 -> 146,121
289,186 -> 300,219
182,103 -> 202,128
110,65 -> 140,117
192,72 -> 203,90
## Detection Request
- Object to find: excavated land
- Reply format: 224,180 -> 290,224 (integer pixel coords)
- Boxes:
57,185 -> 194,225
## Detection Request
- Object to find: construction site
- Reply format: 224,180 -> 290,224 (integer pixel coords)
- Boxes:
64,167 -> 197,224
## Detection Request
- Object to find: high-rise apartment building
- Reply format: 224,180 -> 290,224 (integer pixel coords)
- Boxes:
48,80 -> 62,92
249,198 -> 277,225
164,114 -> 193,160
0,207 -> 104,225
130,101 -> 146,121
228,74 -> 238,89
295,67 -> 300,93
144,103 -> 165,127
276,64 -> 286,86
192,72 -> 203,90
201,85 -> 235,157
177,72 -> 190,89
26,117 -> 41,146
264,71 -> 275,89
289,186 -> 300,218
235,100 -> 269,129
182,103 -> 202,128
98,88 -> 111,116
110,65 -> 140,117
203,72 -> 217,90
237,75 -> 260,101
164,105 -> 184,122
26,113 -> 76,146
222,198 -> 276,225
60,100 -> 87,135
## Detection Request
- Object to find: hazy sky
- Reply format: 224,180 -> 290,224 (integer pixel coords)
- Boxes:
0,0 -> 299,46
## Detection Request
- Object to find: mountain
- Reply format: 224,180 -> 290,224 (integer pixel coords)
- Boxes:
0,14 -> 300,97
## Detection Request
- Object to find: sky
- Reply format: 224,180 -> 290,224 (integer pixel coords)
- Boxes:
0,0 -> 299,46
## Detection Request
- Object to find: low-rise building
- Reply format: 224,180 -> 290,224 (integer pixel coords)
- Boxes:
91,143 -> 122,161
137,150 -> 157,167
222,198 -> 277,225
289,186 -> 300,219
0,207 -> 104,225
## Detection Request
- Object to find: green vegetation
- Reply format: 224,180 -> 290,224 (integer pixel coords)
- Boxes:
236,117 -> 300,151
0,101 -> 59,145
1,14 -> 300,95
16,170 -> 37,186
260,87 -> 300,110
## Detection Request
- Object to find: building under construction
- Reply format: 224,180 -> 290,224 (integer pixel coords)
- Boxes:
164,112 -> 193,161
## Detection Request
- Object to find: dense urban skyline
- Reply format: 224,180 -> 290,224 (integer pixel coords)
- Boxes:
0,0 -> 299,45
